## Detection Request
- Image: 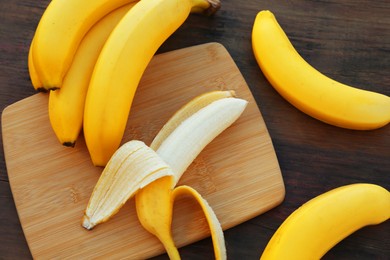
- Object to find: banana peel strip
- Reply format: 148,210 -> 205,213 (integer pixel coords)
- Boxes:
173,185 -> 226,260
82,140 -> 173,230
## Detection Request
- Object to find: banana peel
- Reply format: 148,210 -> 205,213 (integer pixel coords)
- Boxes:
82,140 -> 173,230
173,185 -> 226,260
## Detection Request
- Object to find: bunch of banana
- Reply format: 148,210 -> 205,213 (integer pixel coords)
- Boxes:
48,3 -> 137,147
29,0 -> 221,161
252,10 -> 390,130
260,183 -> 390,259
83,91 -> 248,259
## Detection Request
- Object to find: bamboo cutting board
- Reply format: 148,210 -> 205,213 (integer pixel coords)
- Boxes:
2,42 -> 284,259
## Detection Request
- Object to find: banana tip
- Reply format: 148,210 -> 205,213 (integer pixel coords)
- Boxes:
63,141 -> 76,148
81,215 -> 94,230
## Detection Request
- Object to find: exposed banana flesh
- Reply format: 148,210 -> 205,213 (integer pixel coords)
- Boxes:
156,96 -> 247,184
151,90 -> 236,151
82,140 -> 173,230
48,3 -> 136,147
83,0 -> 221,167
260,183 -> 390,260
252,10 -> 390,130
31,0 -> 138,90
136,91 -> 246,259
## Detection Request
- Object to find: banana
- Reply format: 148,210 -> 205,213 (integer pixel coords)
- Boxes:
48,3 -> 137,147
82,140 -> 174,230
136,91 -> 245,259
260,183 -> 390,260
28,38 -> 44,92
83,0 -> 221,167
252,10 -> 390,130
31,0 -> 138,90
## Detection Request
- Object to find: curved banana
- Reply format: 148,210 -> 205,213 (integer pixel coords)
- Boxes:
31,0 -> 138,90
252,10 -> 390,130
83,0 -> 221,167
260,183 -> 390,260
48,3 -> 136,147
136,91 -> 244,260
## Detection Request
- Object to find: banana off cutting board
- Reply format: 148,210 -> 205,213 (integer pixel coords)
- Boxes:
2,42 -> 285,259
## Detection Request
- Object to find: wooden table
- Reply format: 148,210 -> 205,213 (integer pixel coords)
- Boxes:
1,0 -> 389,259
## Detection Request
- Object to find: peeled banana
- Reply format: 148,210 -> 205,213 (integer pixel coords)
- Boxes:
252,10 -> 390,130
48,3 -> 136,147
31,0 -> 138,90
136,91 -> 246,259
83,0 -> 221,167
83,91 -> 246,259
260,183 -> 390,260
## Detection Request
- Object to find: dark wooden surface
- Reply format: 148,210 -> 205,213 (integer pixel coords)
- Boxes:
1,0 -> 389,259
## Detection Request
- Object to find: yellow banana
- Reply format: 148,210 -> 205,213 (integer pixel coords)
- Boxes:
252,10 -> 390,130
260,183 -> 390,260
28,38 -> 44,92
136,91 -> 245,259
83,0 -> 221,167
48,3 -> 136,147
31,0 -> 138,90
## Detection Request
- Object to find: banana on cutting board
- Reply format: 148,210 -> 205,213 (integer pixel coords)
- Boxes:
83,91 -> 247,260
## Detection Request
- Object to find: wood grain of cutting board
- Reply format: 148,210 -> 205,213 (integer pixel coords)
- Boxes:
2,42 -> 284,259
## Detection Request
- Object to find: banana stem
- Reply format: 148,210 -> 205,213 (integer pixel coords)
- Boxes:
191,0 -> 220,15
